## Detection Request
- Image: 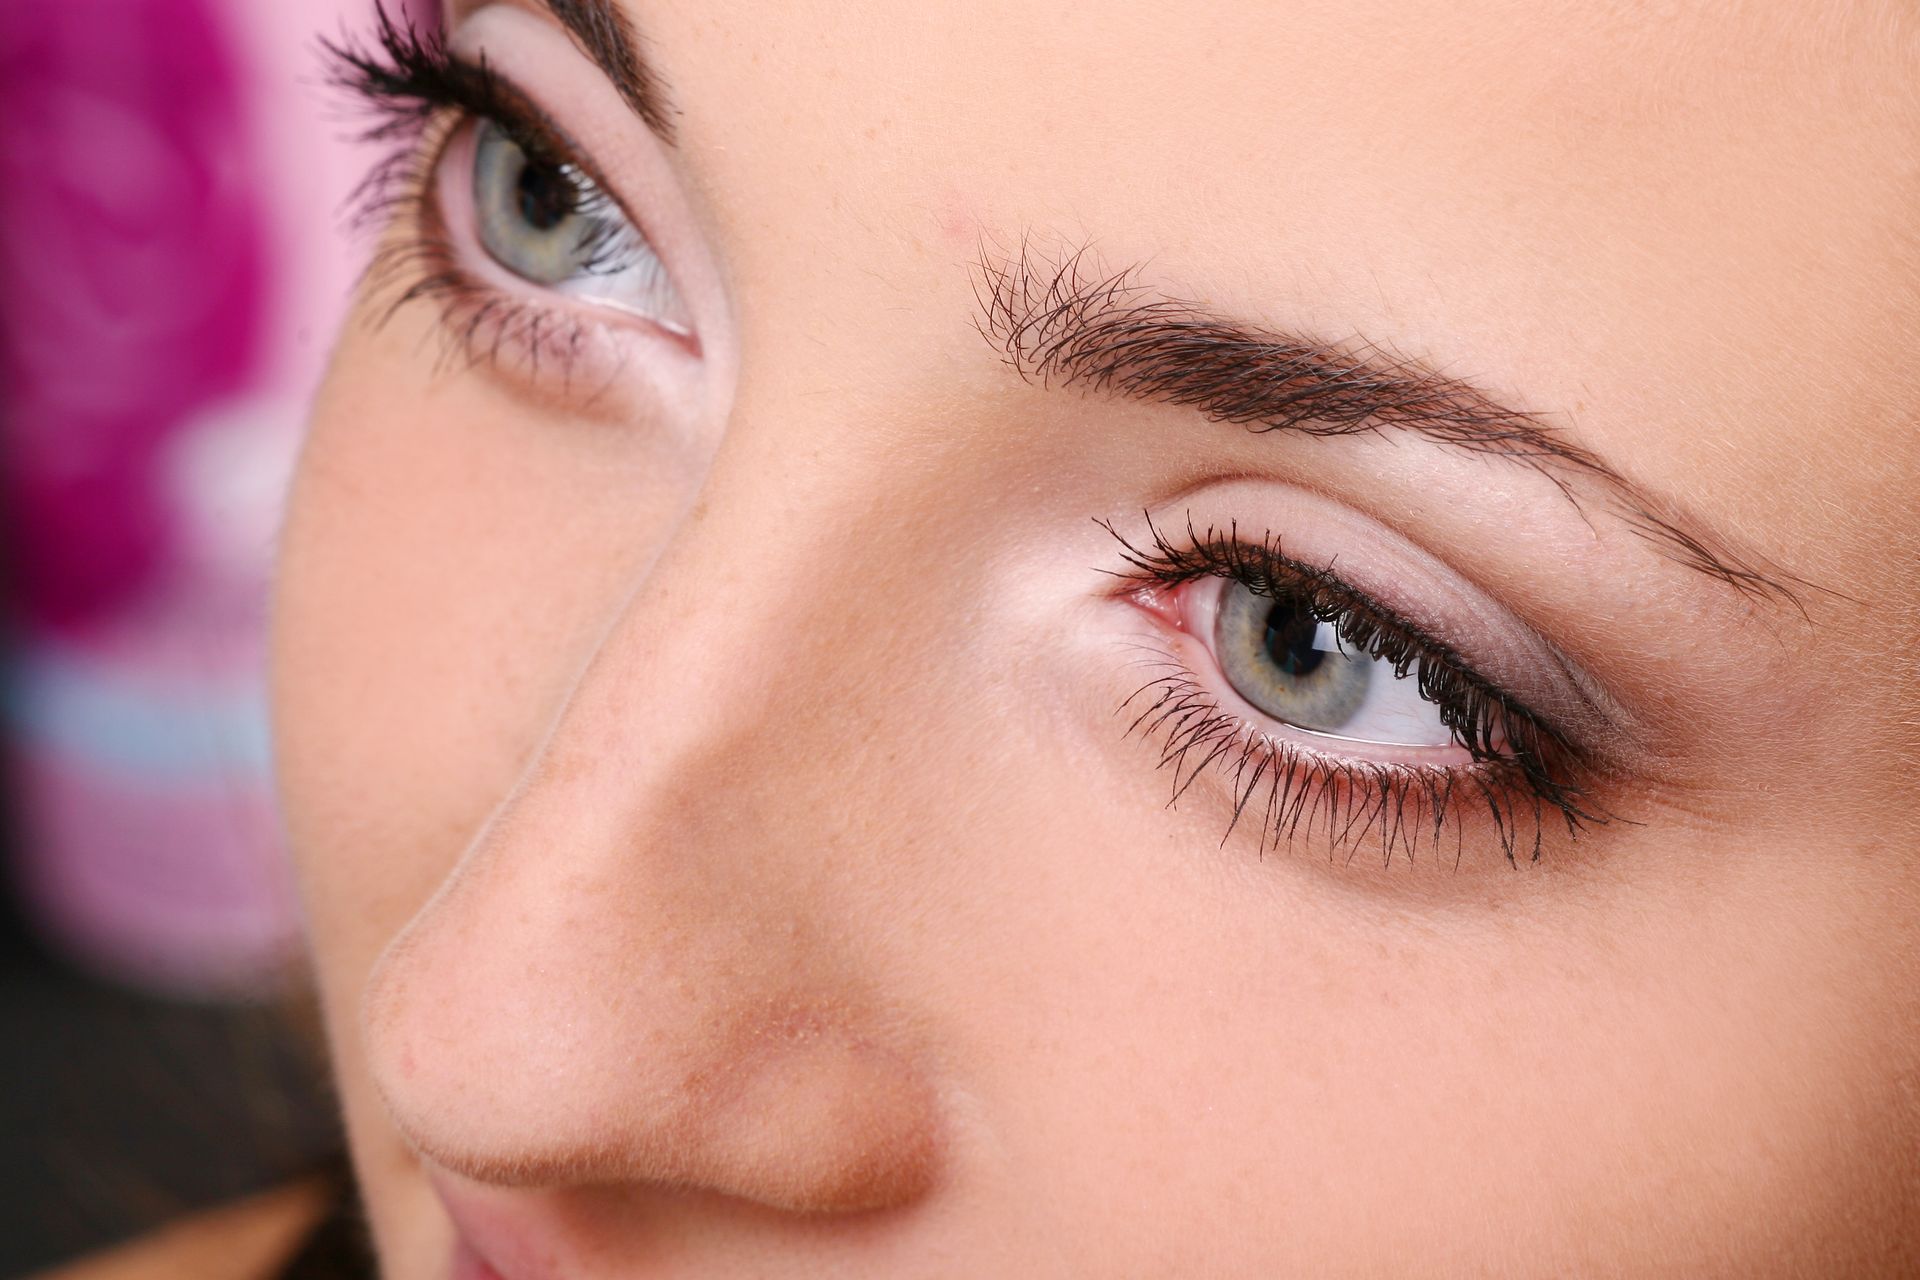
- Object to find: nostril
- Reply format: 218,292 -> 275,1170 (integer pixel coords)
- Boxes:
696,1030 -> 943,1213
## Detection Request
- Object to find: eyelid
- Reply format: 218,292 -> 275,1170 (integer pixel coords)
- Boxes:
1108,616 -> 1601,869
1098,507 -> 1620,862
329,0 -> 733,430
447,4 -> 737,356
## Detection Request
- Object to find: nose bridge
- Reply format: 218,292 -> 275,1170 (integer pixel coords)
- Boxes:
362,488 -> 942,1212
464,484 -> 862,953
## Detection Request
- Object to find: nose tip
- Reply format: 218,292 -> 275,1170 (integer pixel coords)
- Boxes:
361,854 -> 944,1215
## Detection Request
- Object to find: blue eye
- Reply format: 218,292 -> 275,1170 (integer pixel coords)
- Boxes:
469,118 -> 689,331
1214,581 -> 1453,747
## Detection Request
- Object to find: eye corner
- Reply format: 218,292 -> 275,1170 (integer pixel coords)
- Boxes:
1121,580 -> 1187,629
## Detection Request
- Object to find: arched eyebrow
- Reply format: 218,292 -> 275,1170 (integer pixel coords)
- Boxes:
536,0 -> 675,141
974,242 -> 1808,612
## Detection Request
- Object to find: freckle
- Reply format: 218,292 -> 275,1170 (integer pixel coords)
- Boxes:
932,190 -> 975,246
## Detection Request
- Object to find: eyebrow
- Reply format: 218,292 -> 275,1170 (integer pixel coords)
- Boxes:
536,0 -> 675,141
975,242 -> 1807,611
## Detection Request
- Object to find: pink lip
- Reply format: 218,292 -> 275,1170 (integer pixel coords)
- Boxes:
432,1176 -> 562,1280
452,1236 -> 507,1280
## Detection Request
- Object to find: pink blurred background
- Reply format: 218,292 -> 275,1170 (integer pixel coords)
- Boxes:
0,1 -> 433,1269
0,0 -> 421,995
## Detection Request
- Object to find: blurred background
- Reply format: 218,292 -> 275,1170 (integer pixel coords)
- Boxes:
0,1 -> 429,1271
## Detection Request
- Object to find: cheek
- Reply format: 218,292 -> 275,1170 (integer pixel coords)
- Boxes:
954,798 -> 1916,1270
270,312 -> 695,1020
272,319 -> 710,1258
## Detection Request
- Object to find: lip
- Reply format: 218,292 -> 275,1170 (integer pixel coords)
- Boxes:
452,1236 -> 508,1280
432,1175 -> 562,1280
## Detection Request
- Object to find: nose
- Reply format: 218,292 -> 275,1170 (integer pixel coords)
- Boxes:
360,501 -> 943,1215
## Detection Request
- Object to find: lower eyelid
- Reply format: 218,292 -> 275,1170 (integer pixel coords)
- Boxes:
368,117 -> 700,409
1113,637 -> 1537,869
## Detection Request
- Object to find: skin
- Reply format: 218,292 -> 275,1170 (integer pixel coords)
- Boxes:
273,0 -> 1920,1275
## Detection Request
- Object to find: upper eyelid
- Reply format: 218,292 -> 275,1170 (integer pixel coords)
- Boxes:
324,12 -> 643,238
444,0 -> 677,141
981,241 -> 1817,617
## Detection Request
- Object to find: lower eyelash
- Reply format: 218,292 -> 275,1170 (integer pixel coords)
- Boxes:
361,122 -> 609,384
1120,644 -> 1574,868
366,209 -> 606,386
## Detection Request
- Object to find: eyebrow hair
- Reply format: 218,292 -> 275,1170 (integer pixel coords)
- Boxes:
974,241 -> 1809,612
536,0 -> 676,141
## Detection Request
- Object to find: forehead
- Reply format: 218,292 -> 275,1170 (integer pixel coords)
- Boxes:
649,0 -> 1917,232
634,0 -> 1917,525
642,0 -> 1917,330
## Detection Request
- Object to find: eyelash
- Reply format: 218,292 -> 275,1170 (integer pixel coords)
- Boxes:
324,4 -> 627,376
1106,516 -> 1606,867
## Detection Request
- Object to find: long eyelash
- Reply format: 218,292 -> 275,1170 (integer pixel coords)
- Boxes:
323,3 -> 489,235
1104,513 -> 1608,866
319,3 -> 627,379
1121,652 -> 1526,869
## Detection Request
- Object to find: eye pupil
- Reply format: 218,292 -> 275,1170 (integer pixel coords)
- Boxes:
1263,600 -> 1327,677
514,155 -> 575,233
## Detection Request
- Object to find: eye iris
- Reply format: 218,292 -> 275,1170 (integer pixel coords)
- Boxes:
471,119 -> 597,286
457,117 -> 694,333
1216,582 -> 1372,734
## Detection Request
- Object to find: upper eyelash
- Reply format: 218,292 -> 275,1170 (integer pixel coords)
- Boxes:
324,4 -> 504,233
1102,513 -> 1609,864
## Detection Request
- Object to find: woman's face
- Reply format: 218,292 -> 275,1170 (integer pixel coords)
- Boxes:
274,0 -> 1920,1273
